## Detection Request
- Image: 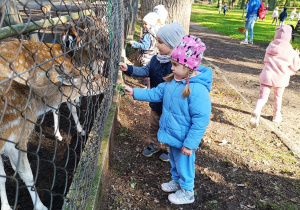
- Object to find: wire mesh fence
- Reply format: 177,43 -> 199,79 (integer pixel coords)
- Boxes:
0,0 -> 138,209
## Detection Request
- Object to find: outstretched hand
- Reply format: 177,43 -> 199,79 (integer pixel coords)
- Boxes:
119,63 -> 128,72
181,146 -> 192,156
124,84 -> 134,96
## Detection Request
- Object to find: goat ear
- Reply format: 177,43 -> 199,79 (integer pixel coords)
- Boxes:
54,65 -> 64,75
70,27 -> 78,36
56,75 -> 73,86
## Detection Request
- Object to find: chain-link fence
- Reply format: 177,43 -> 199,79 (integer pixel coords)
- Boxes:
0,0 -> 138,209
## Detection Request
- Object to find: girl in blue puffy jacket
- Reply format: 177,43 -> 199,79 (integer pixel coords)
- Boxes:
124,35 -> 212,205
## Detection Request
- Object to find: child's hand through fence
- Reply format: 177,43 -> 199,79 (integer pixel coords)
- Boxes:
124,85 -> 134,96
119,63 -> 128,71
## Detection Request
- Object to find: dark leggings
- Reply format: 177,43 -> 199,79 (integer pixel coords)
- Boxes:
272,17 -> 278,25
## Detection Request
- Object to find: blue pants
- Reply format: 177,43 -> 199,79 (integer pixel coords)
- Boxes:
244,14 -> 257,41
169,146 -> 195,191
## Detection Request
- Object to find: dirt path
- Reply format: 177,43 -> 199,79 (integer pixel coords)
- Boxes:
100,23 -> 300,209
189,22 -> 300,155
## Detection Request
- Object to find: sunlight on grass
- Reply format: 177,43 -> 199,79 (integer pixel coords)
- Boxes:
191,4 -> 300,49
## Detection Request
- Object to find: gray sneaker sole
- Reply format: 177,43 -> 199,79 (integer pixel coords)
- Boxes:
168,195 -> 195,205
159,156 -> 169,162
142,149 -> 160,157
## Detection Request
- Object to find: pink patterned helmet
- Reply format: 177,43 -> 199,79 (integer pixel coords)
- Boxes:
171,35 -> 206,70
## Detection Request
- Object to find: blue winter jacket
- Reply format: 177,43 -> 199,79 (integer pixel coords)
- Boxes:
246,0 -> 261,19
133,66 -> 212,150
125,55 -> 172,114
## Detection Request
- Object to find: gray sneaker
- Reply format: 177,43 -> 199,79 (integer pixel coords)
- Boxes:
168,189 -> 195,205
142,143 -> 160,157
161,180 -> 180,192
159,150 -> 169,162
240,40 -> 248,45
249,40 -> 253,45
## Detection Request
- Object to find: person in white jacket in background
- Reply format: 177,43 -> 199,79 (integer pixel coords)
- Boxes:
288,8 -> 297,21
271,7 -> 279,25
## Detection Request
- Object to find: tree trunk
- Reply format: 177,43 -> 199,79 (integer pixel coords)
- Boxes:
284,0 -> 290,7
231,0 -> 235,9
0,0 -> 39,41
269,0 -> 277,11
140,0 -> 193,34
240,0 -> 246,9
0,0 -> 23,27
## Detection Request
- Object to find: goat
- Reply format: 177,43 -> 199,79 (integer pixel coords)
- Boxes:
0,65 -> 106,209
61,16 -> 110,77
41,5 -> 51,19
0,40 -> 104,140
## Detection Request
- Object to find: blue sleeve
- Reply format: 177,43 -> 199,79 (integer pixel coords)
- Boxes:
133,82 -> 166,102
131,34 -> 151,50
183,85 -> 211,150
124,61 -> 151,77
246,0 -> 261,19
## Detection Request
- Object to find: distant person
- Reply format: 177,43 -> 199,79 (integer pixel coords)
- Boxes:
240,0 -> 261,45
223,3 -> 228,16
250,25 -> 300,128
271,7 -> 279,25
153,4 -> 168,26
119,23 -> 185,162
266,3 -> 269,10
124,35 -> 212,205
129,12 -> 159,67
296,11 -> 300,21
288,8 -> 297,21
279,7 -> 288,25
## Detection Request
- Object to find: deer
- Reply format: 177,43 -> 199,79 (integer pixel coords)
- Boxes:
0,39 -> 104,140
0,63 -> 106,210
61,14 -> 110,77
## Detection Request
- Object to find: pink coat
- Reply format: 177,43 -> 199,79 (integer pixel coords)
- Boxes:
259,25 -> 300,87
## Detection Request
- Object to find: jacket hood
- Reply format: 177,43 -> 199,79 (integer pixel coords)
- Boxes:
186,66 -> 213,92
283,7 -> 287,11
266,25 -> 292,55
274,25 -> 292,41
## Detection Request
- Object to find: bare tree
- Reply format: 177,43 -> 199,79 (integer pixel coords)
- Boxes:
140,0 -> 193,34
284,0 -> 290,7
240,0 -> 246,9
269,0 -> 277,11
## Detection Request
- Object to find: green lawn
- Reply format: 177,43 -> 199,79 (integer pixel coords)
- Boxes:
191,4 -> 300,48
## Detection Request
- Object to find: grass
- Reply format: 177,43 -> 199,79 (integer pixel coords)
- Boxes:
191,4 -> 300,49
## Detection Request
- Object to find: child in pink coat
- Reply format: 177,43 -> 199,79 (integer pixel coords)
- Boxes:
250,25 -> 300,128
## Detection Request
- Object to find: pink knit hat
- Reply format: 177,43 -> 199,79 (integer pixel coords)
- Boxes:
171,35 -> 206,70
